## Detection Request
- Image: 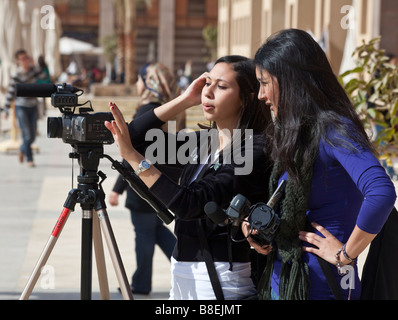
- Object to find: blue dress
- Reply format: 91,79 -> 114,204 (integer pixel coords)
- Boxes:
271,134 -> 397,300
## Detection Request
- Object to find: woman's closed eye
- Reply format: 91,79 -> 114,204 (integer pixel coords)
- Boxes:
205,79 -> 228,90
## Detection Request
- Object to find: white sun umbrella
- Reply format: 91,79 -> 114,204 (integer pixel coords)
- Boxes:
59,37 -> 96,55
0,0 -> 24,92
339,0 -> 358,83
44,11 -> 63,79
0,0 -> 24,152
18,0 -> 32,57
30,7 -> 46,64
30,7 -> 62,80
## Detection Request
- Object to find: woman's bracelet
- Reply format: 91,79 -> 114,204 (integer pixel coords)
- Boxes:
335,244 -> 356,275
342,243 -> 356,263
335,248 -> 348,275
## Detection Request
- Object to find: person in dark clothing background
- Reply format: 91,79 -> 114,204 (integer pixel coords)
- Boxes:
109,62 -> 182,295
3,49 -> 50,167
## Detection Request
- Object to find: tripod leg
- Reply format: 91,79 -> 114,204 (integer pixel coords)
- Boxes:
96,209 -> 134,300
81,210 -> 93,300
92,212 -> 110,300
20,208 -> 72,300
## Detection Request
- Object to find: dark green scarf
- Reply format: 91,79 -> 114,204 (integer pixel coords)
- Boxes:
257,149 -> 315,300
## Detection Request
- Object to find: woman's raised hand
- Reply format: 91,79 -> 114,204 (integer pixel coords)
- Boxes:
181,72 -> 208,107
105,102 -> 136,161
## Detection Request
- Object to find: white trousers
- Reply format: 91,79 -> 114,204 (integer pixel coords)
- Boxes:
169,257 -> 257,300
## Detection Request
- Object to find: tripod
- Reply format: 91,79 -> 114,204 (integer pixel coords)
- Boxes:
20,144 -> 133,300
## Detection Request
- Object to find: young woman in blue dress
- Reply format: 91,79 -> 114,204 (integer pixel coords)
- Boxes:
244,28 -> 396,300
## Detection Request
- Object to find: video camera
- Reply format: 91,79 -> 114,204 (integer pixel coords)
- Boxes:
15,83 -> 114,146
205,180 -> 286,246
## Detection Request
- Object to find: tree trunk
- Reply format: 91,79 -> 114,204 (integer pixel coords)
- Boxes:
122,0 -> 136,85
124,31 -> 136,85
114,0 -> 137,85
116,32 -> 125,82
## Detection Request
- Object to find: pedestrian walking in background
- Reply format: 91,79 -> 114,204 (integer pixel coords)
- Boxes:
3,49 -> 50,167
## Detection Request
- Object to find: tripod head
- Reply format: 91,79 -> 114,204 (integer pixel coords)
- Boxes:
64,144 -> 106,212
70,144 -> 104,184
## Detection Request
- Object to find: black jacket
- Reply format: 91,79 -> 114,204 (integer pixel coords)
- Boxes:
129,109 -> 272,262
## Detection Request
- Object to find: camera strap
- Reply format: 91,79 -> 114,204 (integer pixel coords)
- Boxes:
315,255 -> 344,300
193,153 -> 226,300
197,219 -> 225,300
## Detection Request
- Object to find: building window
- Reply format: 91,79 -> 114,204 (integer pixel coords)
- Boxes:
136,0 -> 147,16
68,0 -> 87,14
188,0 -> 206,17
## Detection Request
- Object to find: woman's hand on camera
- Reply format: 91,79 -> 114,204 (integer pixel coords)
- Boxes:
241,220 -> 273,256
105,102 -> 136,161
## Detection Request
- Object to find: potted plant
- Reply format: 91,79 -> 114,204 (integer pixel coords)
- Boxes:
339,37 -> 398,176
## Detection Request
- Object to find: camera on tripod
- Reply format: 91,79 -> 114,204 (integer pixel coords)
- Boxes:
15,82 -> 175,226
15,82 -> 175,301
15,83 -> 114,146
205,180 -> 286,246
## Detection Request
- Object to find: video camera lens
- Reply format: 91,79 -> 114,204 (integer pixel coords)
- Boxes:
204,202 -> 228,226
47,117 -> 63,139
248,203 -> 280,246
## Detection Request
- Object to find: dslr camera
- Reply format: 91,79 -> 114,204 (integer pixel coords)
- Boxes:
16,83 -> 114,146
205,180 -> 286,246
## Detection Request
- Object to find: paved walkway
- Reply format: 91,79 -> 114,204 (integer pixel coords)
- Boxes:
0,109 -> 173,300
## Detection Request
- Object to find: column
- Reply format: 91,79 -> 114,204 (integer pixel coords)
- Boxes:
158,0 -> 176,72
99,0 -> 115,69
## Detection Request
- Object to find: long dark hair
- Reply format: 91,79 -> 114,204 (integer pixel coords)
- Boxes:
201,55 -> 271,134
254,29 -> 375,185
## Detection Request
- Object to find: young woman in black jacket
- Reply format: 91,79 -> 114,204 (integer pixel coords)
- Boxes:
105,56 -> 272,300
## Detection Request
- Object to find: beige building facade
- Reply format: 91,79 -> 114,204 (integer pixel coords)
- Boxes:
218,0 -> 396,75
